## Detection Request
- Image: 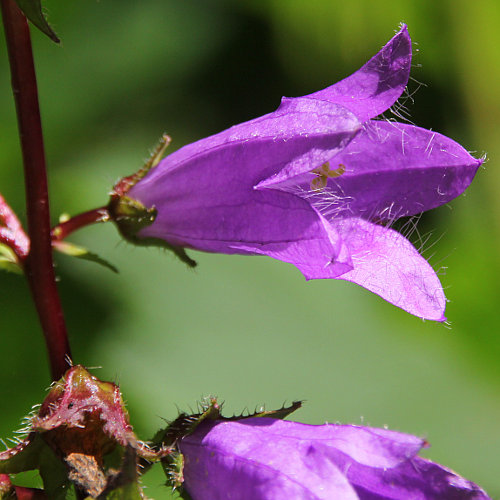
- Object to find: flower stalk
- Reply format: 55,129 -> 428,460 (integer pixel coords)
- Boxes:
51,207 -> 110,242
1,0 -> 71,380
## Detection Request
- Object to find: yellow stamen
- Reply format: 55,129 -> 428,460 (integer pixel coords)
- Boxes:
310,162 -> 346,191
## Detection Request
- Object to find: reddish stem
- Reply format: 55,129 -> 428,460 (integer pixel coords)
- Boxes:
1,0 -> 71,380
51,207 -> 110,242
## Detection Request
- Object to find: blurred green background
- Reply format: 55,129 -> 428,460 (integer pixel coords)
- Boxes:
1,0 -> 499,497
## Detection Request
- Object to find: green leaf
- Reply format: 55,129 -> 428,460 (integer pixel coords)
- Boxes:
53,240 -> 119,274
14,0 -> 60,43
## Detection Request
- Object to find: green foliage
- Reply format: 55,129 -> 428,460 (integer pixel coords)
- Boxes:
14,0 -> 59,42
53,240 -> 119,274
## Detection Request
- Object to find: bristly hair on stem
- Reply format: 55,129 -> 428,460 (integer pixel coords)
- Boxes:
1,0 -> 71,380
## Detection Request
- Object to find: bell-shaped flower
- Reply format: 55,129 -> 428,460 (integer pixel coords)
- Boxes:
178,418 -> 490,500
116,25 -> 481,321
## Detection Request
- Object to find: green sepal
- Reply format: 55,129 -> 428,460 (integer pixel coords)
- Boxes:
131,235 -> 197,268
161,451 -> 184,491
155,399 -> 302,451
108,195 -> 197,269
108,135 -> 197,267
53,240 -> 119,273
14,0 -> 60,43
152,397 -> 221,450
108,195 -> 157,239
226,400 -> 303,421
111,135 -> 171,198
156,398 -> 302,494
152,398 -> 220,492
0,243 -> 23,274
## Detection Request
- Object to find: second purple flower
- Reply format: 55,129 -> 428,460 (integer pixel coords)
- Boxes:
178,418 -> 490,500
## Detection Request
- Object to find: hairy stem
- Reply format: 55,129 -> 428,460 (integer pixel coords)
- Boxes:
1,0 -> 71,380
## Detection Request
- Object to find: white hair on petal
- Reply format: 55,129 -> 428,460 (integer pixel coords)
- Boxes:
289,182 -> 354,221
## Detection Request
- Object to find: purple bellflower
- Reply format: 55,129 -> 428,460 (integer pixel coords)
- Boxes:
178,418 -> 490,500
119,25 -> 481,321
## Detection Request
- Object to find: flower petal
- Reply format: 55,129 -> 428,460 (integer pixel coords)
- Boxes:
181,422 -> 358,500
231,211 -> 352,279
130,99 -> 359,187
334,217 -> 446,321
259,120 -> 481,222
350,456 -> 490,500
180,419 -> 420,500
327,120 -> 482,220
128,102 -> 359,260
305,25 -> 412,121
179,419 -> 490,500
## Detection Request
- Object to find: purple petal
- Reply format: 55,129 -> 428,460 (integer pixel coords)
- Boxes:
326,120 -> 482,220
230,211 -> 353,279
128,101 -> 359,267
305,25 -> 412,121
259,121 -> 481,221
130,98 -> 359,194
334,217 -> 446,321
351,456 -> 490,500
179,419 -> 489,500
